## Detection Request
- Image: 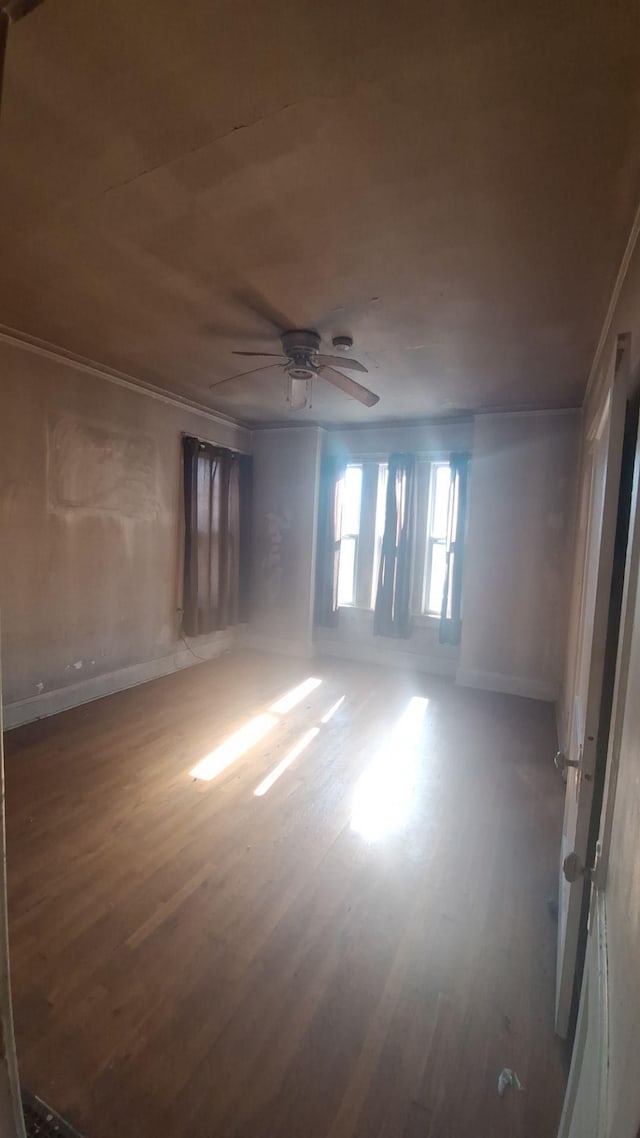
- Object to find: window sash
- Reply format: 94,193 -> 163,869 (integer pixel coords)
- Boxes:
407,460 -> 448,617
337,534 -> 358,606
337,463 -> 364,607
421,461 -> 452,616
425,536 -> 447,616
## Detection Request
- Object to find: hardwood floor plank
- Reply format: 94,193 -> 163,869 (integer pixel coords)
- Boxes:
3,651 -> 567,1137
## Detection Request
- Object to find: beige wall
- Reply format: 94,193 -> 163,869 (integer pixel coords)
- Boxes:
459,410 -> 579,701
0,337 -> 248,724
324,419 -> 473,461
248,426 -> 322,656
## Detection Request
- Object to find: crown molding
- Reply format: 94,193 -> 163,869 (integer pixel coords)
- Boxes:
0,322 -> 248,437
251,404 -> 579,433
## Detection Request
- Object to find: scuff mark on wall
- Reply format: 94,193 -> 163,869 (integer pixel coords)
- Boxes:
48,415 -> 158,520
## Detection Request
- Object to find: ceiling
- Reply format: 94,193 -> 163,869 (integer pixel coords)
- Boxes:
1,1 -> 639,426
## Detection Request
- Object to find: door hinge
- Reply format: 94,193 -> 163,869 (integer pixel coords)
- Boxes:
554,750 -> 580,774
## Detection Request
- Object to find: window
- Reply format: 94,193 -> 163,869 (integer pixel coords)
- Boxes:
183,437 -> 252,635
423,462 -> 453,616
335,458 -> 452,617
370,463 -> 388,608
337,464 -> 362,607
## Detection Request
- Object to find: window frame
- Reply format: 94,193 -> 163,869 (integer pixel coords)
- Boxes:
421,459 -> 452,619
370,462 -> 389,609
409,455 -> 450,623
335,453 -> 452,620
336,463 -> 364,608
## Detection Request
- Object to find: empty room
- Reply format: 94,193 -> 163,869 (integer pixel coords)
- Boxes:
0,2 -> 639,1137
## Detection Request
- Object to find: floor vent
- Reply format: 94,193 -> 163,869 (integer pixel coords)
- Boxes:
22,1091 -> 84,1138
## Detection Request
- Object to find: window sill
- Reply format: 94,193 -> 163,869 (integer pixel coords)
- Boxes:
412,612 -> 441,627
338,606 -> 440,625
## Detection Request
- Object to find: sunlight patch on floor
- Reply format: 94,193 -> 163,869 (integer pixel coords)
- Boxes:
269,677 -> 322,715
351,696 -> 429,841
190,713 -> 278,781
189,675 -> 324,782
320,695 -> 345,724
254,727 -> 320,797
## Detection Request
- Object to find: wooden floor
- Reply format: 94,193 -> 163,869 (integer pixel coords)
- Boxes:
4,652 -> 567,1137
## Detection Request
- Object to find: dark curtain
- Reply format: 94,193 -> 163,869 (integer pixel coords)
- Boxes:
373,454 -> 416,639
315,456 -> 345,628
182,436 -> 251,636
439,452 -> 469,645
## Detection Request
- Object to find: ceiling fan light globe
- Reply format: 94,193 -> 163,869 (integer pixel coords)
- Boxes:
288,375 -> 311,410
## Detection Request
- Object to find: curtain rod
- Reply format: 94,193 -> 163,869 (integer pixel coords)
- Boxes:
181,431 -> 249,456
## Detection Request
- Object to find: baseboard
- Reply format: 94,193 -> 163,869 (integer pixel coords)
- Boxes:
315,637 -> 457,677
3,632 -> 235,729
455,667 -> 558,702
238,632 -> 316,659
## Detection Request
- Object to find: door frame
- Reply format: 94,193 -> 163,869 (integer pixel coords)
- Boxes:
556,339 -> 627,1038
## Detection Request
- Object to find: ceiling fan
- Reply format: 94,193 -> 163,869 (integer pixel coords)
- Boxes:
209,329 -> 380,410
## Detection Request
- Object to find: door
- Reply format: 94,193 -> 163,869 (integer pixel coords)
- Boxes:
1,12 -> 50,1136
557,880 -> 609,1138
555,349 -> 626,1037
558,366 -> 640,1138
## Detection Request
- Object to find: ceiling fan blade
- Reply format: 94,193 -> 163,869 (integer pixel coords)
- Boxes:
320,366 -> 380,407
231,351 -> 286,358
316,354 -> 368,373
4,0 -> 46,19
209,363 -> 281,389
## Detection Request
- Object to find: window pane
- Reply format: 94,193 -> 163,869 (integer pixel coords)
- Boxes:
431,464 -> 452,541
338,536 -> 357,606
341,465 -> 363,535
370,464 -> 388,608
428,541 -> 447,615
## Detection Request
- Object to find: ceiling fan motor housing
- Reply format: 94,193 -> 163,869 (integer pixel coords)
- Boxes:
281,329 -> 321,355
281,329 -> 321,379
